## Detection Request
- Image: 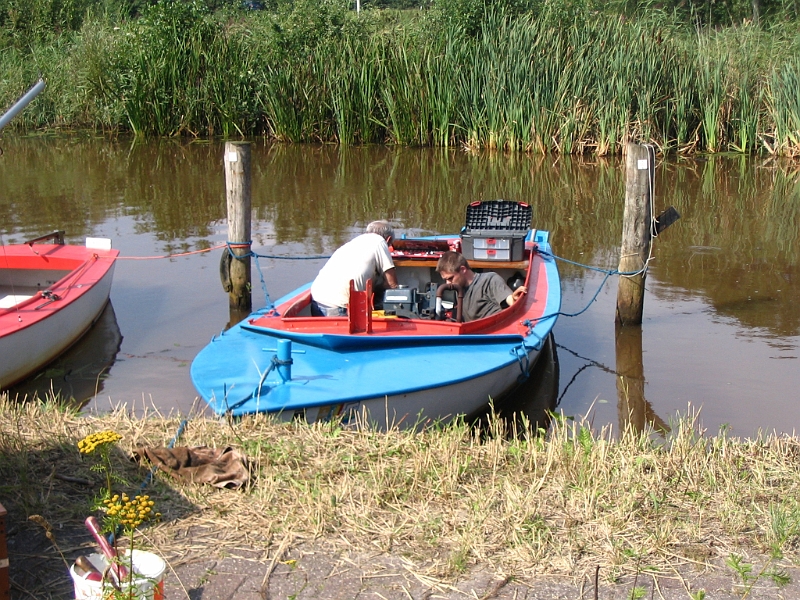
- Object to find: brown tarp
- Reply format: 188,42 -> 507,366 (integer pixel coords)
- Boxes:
132,446 -> 249,489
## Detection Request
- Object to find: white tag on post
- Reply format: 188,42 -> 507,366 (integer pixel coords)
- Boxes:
637,159 -> 648,170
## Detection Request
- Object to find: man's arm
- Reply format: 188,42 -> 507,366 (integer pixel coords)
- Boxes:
383,267 -> 398,289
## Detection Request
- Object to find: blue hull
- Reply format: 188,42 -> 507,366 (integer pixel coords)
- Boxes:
191,231 -> 561,428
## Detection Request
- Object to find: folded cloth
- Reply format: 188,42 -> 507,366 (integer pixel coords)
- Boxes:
132,446 -> 249,489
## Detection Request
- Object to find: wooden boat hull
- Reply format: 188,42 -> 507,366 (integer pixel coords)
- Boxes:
191,230 -> 560,429
0,242 -> 119,390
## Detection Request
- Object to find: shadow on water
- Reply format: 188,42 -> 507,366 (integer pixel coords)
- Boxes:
471,333 -> 560,435
6,301 -> 123,406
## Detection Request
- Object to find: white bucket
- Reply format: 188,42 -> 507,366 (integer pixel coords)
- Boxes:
70,549 -> 165,600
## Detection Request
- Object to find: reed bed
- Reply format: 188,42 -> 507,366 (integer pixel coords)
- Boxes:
2,6 -> 800,156
2,396 -> 800,595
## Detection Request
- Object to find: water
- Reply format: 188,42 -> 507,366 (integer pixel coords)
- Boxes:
1,136 -> 799,437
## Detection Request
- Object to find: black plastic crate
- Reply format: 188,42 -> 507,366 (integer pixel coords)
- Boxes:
464,200 -> 532,232
461,200 -> 531,262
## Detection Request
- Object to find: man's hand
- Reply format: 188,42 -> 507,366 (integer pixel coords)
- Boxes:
507,285 -> 527,306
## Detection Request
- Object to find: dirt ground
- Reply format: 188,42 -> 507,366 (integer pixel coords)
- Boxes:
7,521 -> 800,600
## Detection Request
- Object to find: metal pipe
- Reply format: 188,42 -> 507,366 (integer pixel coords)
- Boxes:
435,283 -> 464,322
277,339 -> 292,381
0,79 -> 45,131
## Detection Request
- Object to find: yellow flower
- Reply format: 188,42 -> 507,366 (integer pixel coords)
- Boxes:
103,493 -> 158,531
77,431 -> 122,454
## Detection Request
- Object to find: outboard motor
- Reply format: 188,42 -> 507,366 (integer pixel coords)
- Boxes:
382,282 -> 455,319
382,286 -> 418,316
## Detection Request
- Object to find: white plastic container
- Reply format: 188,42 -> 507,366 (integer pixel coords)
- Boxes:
70,550 -> 165,600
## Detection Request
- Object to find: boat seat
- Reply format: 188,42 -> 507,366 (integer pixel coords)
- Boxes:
0,294 -> 34,309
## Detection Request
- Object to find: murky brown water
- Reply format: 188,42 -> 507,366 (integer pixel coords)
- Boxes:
1,135 -> 799,437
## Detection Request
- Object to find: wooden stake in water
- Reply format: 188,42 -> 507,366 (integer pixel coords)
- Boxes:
616,143 -> 653,326
224,142 -> 252,313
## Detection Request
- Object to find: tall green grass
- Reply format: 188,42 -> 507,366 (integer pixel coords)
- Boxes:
2,5 -> 800,156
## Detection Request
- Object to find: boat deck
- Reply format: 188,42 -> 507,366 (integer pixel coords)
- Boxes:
0,286 -> 40,309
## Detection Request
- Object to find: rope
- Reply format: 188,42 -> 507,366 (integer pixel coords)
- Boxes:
135,418 -> 189,492
522,249 -> 639,325
115,244 -> 226,260
511,343 -> 532,381
225,354 -> 293,414
108,417 -> 188,544
222,242 -> 332,311
253,252 -> 332,260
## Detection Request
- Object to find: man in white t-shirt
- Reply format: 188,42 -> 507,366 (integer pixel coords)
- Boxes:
310,220 -> 399,317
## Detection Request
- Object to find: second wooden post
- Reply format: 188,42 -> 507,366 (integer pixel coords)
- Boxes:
225,141 -> 252,313
616,143 -> 653,326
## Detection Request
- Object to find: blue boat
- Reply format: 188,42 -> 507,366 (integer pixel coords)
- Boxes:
191,202 -> 561,429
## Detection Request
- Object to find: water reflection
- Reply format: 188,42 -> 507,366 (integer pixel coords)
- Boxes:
0,136 -> 799,435
6,302 -> 123,405
614,323 -> 668,435
481,333 -> 560,434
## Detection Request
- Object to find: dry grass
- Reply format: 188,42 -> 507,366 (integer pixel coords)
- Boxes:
2,396 -> 800,596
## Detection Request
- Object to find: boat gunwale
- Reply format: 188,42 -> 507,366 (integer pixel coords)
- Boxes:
0,244 -> 119,329
246,237 -> 551,345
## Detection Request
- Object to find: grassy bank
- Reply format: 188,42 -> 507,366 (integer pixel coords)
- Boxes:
2,3 -> 800,156
1,397 -> 799,597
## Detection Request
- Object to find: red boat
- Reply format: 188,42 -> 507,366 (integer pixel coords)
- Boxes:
0,232 -> 119,390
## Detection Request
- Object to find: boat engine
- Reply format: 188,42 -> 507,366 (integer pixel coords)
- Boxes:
381,283 -> 440,319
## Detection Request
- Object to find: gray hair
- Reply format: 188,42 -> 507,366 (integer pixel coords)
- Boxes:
366,220 -> 394,240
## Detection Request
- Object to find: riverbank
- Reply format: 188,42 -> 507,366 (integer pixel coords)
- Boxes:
2,5 -> 800,156
2,397 -> 799,599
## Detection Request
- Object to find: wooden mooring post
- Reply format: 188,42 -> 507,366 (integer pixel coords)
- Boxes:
615,143 -> 681,326
616,143 -> 654,326
224,142 -> 252,313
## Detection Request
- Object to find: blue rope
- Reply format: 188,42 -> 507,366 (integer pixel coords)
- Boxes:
251,253 -> 273,310
225,242 -> 332,312
224,242 -> 331,261
135,418 -> 188,490
224,355 -> 293,414
221,244 -> 637,326
108,418 -> 188,544
537,248 -> 642,277
522,249 -> 643,324
252,252 -> 332,260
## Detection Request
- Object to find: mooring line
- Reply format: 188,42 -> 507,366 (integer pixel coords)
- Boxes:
115,244 -> 226,260
526,249 -> 643,323
107,417 -> 188,544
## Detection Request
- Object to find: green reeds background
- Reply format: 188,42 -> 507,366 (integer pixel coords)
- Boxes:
2,2 -> 800,156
